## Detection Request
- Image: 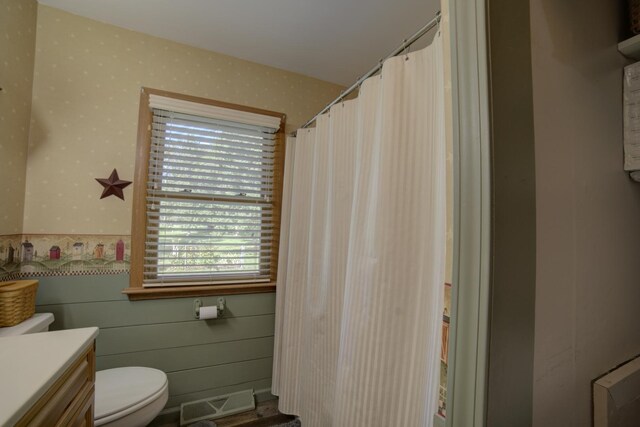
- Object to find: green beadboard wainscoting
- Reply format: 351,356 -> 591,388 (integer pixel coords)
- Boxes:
34,274 -> 276,409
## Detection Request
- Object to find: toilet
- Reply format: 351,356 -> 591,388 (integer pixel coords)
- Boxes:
1,313 -> 168,427
94,367 -> 168,427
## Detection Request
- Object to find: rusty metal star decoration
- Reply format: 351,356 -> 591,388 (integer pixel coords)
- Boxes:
95,169 -> 132,200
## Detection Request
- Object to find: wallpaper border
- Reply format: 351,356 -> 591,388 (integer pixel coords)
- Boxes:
0,233 -> 130,281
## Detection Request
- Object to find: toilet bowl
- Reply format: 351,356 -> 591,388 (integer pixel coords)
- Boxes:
0,313 -> 168,427
95,367 -> 168,427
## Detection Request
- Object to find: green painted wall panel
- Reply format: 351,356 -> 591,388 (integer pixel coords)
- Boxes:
96,336 -> 275,372
38,293 -> 276,329
165,378 -> 273,409
167,357 -> 273,396
95,315 -> 275,356
34,274 -> 128,304
30,275 -> 277,410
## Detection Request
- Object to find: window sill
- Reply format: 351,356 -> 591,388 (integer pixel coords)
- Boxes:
123,282 -> 276,300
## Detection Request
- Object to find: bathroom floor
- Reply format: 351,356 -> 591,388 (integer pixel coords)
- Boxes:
150,400 -> 297,427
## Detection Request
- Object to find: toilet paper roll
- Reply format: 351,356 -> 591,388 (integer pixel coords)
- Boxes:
198,306 -> 218,319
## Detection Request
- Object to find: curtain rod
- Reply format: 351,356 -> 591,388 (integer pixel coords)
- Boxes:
291,10 -> 441,136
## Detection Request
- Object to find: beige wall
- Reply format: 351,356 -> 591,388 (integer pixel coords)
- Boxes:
22,5 -> 343,235
0,0 -> 37,235
531,1 -> 640,426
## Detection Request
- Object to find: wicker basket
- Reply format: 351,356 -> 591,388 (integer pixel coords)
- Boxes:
0,280 -> 38,327
631,0 -> 640,34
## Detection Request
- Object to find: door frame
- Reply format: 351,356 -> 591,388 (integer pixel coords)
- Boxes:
444,0 -> 492,425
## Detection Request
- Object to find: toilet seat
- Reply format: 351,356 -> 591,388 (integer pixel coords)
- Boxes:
95,367 -> 168,426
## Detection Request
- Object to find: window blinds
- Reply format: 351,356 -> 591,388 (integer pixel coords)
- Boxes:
149,94 -> 282,129
143,108 -> 280,287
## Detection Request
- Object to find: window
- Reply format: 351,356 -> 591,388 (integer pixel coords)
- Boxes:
125,88 -> 285,299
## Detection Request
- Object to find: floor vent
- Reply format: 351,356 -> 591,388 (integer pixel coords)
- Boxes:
180,389 -> 255,426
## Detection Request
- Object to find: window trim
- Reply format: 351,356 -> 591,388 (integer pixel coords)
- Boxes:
124,87 -> 286,300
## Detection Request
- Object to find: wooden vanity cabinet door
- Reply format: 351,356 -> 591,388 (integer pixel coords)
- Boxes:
56,382 -> 94,427
69,386 -> 95,427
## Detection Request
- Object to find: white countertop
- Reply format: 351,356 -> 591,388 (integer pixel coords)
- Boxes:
0,327 -> 99,427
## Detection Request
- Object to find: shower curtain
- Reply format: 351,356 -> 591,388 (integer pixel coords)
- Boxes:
272,33 -> 445,427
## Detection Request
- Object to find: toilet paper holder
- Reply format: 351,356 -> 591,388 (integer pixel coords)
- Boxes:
194,297 -> 225,319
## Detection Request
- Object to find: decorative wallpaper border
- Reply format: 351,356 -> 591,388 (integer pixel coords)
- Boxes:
0,234 -> 130,281
438,282 -> 452,419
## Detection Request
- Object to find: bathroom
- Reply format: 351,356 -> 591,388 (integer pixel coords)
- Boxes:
2,1 -> 640,427
0,0 -> 453,425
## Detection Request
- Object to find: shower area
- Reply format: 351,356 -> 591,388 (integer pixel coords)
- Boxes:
269,7 -> 459,427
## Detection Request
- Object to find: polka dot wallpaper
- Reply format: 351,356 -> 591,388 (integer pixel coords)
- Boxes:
21,5 -> 344,235
0,0 -> 37,235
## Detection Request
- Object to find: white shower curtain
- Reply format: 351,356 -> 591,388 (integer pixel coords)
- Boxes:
273,33 -> 445,427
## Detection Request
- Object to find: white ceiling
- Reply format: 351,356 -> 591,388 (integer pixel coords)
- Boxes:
37,0 -> 440,86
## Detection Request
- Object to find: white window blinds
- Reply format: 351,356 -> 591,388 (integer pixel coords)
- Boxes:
143,106 -> 280,287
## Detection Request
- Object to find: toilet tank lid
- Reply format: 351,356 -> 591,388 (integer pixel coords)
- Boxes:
95,367 -> 168,421
0,313 -> 54,337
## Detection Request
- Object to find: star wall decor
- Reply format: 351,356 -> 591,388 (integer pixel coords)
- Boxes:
95,169 -> 132,200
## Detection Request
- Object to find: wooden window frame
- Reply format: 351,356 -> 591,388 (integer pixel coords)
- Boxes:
123,88 -> 286,300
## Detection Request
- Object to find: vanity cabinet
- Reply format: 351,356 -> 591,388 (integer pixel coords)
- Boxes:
16,343 -> 96,427
0,327 -> 99,427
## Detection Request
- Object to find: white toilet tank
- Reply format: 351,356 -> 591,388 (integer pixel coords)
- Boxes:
0,313 -> 54,337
